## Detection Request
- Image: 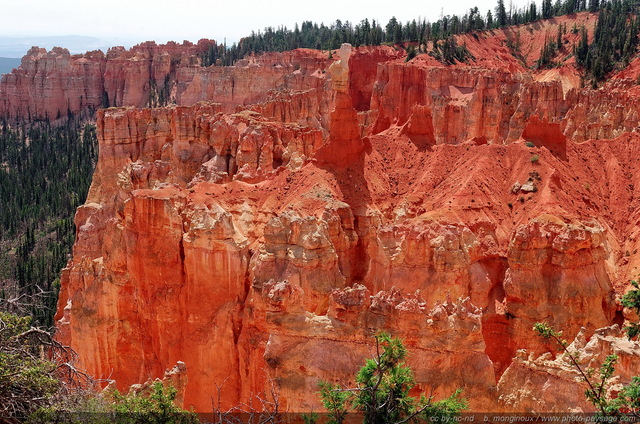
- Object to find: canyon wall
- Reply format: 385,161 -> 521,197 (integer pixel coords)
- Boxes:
0,41 -> 333,121
39,32 -> 640,413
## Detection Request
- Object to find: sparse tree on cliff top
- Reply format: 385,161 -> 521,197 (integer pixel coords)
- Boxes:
528,2 -> 538,22
496,0 -> 508,26
385,17 -> 399,43
542,0 -> 554,18
565,0 -> 577,14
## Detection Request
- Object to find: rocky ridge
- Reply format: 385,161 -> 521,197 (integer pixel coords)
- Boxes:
21,19 -> 640,413
0,40 -> 335,122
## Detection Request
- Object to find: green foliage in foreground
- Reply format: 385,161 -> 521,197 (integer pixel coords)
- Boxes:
319,333 -> 467,424
0,311 -> 60,421
108,382 -> 198,424
32,381 -> 199,424
0,310 -> 196,424
534,280 -> 640,419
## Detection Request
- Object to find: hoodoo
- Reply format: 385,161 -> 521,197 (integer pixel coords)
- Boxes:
1,10 -> 637,414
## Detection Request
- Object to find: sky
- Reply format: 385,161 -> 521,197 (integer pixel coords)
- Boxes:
0,0 -> 506,55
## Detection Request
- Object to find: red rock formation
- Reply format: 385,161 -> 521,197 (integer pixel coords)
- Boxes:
522,115 -> 567,158
176,48 -> 331,113
57,110 -> 640,413
0,41 -> 212,121
497,325 -> 640,412
50,15 -> 640,414
315,44 -> 364,165
0,41 -> 333,121
0,47 -> 106,121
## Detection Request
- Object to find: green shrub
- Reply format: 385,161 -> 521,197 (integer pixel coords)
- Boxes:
0,312 -> 60,421
0,311 -> 196,424
108,382 -> 198,424
319,333 -> 467,424
534,280 -> 640,418
621,280 -> 640,339
405,45 -> 417,61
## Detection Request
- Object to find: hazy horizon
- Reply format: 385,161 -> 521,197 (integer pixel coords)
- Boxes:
1,0 -> 506,57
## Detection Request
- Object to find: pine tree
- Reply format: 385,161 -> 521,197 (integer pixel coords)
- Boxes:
564,0 -> 576,14
385,17 -> 399,43
496,0 -> 508,26
557,24 -> 563,50
487,10 -> 494,28
535,281 -> 640,418
543,0 -> 554,18
319,333 -> 467,424
529,2 -> 538,21
575,26 -> 589,66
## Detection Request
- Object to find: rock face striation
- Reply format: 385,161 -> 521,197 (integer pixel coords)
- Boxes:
28,19 -> 640,413
0,40 -> 333,122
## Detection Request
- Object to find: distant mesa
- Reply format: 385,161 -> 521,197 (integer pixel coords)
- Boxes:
0,35 -> 120,58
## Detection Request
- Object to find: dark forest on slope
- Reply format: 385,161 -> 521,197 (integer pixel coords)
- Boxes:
201,0 -> 640,83
0,120 -> 97,326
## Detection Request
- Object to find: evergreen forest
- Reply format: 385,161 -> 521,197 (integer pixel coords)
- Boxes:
0,119 -> 97,326
200,0 -> 640,83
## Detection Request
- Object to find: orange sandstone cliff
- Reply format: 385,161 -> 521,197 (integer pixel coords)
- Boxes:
28,15 -> 640,412
0,40 -> 342,122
